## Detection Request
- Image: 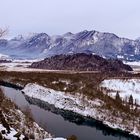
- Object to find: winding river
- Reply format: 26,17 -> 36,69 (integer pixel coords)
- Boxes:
1,86 -> 139,140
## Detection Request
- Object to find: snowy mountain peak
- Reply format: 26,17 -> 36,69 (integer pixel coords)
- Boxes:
0,30 -> 140,60
63,32 -> 73,37
12,35 -> 25,41
30,33 -> 50,40
135,37 -> 140,42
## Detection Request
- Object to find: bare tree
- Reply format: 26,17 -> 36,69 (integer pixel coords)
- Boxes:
0,28 -> 8,38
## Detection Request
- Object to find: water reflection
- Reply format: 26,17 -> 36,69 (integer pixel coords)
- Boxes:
1,86 -> 139,140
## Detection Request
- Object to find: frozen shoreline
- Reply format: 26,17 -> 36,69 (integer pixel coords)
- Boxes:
0,85 -> 66,140
22,83 -> 140,138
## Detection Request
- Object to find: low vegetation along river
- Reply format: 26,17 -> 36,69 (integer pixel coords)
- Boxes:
1,86 -> 138,140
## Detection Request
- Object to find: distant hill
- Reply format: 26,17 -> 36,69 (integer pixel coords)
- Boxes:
30,53 -> 133,72
0,30 -> 140,61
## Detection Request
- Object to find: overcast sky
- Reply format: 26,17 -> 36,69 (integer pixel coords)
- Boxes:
0,0 -> 140,39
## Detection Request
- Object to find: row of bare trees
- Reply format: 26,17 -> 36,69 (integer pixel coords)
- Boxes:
0,28 -> 8,38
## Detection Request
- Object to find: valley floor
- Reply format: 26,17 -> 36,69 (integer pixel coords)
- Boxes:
0,61 -> 133,73
0,61 -> 140,139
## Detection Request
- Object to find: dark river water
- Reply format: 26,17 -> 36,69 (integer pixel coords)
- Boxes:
1,86 -> 139,140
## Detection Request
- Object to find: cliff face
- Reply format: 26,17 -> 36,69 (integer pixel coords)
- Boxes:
30,53 -> 133,72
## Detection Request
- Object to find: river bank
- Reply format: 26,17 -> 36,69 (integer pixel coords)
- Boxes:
22,83 -> 140,139
0,87 -> 67,140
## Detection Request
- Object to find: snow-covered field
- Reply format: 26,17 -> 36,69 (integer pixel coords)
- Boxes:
0,62 -> 31,68
101,79 -> 140,105
124,61 -> 140,72
0,60 -> 47,72
124,61 -> 140,66
0,107 -> 52,140
0,59 -> 43,71
0,61 -> 99,73
1,59 -> 140,74
22,83 -> 140,138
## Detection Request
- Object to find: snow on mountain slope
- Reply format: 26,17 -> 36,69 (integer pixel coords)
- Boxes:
0,53 -> 9,59
101,79 -> 140,105
0,30 -> 140,60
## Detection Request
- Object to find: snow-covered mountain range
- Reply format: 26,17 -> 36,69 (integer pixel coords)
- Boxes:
0,30 -> 140,61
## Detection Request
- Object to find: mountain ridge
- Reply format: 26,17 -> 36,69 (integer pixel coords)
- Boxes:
0,30 -> 140,61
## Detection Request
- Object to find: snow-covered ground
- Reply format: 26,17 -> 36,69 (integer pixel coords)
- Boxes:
0,59 -> 42,71
124,61 -> 140,66
124,61 -> 140,72
12,59 -> 42,63
101,79 -> 140,105
0,62 -> 31,68
22,83 -> 140,138
0,62 -> 73,72
0,60 -> 45,72
0,61 -> 99,73
0,124 -> 25,140
22,83 -> 103,118
0,85 -> 66,140
0,122 -> 65,140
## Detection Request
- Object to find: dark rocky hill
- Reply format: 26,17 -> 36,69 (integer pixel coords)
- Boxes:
30,53 -> 133,72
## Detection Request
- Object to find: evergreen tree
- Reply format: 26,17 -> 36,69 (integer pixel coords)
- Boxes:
129,95 -> 133,106
115,91 -> 121,103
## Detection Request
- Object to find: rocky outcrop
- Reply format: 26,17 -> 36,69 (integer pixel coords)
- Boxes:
30,53 -> 133,72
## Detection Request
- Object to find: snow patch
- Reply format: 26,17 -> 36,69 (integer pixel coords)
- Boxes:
124,61 -> 140,66
101,79 -> 140,105
22,83 -> 140,138
22,83 -> 103,119
0,124 -> 25,140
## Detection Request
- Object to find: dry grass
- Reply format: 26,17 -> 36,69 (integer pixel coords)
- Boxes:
0,70 -> 135,93
0,71 -> 139,112
0,70 -> 140,135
